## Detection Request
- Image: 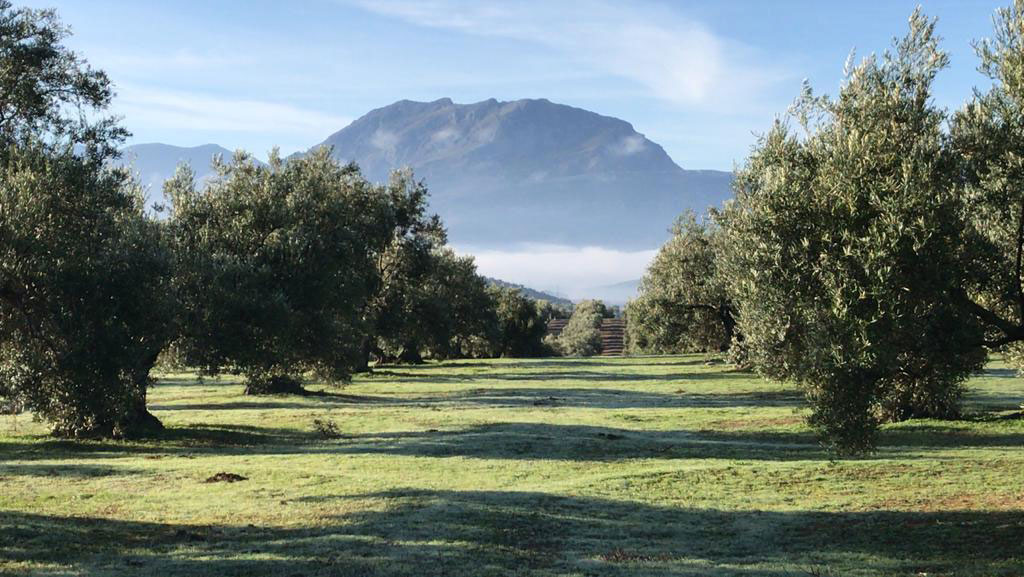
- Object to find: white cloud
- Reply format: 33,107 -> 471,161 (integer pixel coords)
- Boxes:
370,128 -> 400,152
431,126 -> 460,142
613,134 -> 647,155
345,0 -> 782,107
92,49 -> 254,76
115,84 -> 352,137
455,243 -> 657,300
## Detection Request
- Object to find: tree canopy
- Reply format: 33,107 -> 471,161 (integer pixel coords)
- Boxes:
0,0 -> 124,155
0,2 -> 173,437
627,211 -> 735,355
716,9 -> 1024,453
557,300 -> 610,357
167,149 -> 389,394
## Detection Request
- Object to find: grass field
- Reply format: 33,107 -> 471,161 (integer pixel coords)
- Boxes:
1,355 -> 1022,576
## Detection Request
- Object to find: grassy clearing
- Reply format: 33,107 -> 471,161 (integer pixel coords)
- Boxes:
1,355 -> 1022,576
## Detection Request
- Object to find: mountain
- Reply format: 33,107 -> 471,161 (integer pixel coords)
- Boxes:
485,277 -> 573,308
585,279 -> 642,307
309,98 -> 733,249
116,143 -> 237,209
120,99 -> 734,249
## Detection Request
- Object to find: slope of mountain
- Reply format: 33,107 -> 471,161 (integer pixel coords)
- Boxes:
310,98 -> 733,249
120,99 -> 734,249
585,279 -> 642,307
485,277 -> 573,308
116,143 -> 237,209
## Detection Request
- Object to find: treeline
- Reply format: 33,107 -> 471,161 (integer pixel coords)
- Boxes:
0,2 -> 559,437
627,4 -> 1024,453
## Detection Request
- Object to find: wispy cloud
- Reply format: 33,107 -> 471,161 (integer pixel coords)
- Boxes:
456,243 -> 656,300
115,84 -> 352,137
90,49 -> 255,76
613,134 -> 647,155
345,0 -> 783,107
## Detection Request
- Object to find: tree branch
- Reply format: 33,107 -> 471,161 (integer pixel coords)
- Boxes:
956,290 -> 1024,347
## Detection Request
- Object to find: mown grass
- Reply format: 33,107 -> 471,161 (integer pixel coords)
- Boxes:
1,355 -> 1022,576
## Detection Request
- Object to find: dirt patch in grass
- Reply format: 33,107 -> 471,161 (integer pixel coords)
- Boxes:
880,492 -> 1024,512
204,472 -> 247,483
600,549 -> 674,563
709,416 -> 805,430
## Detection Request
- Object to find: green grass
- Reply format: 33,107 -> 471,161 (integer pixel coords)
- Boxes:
1,355 -> 1023,576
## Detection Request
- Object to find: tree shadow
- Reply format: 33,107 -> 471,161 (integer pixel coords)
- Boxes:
0,424 -> 314,463
152,376 -> 240,388
0,462 -> 143,478
486,370 -> 753,383
1,490 -> 1020,576
327,422 -> 822,462
384,358 -> 715,371
381,387 -> 804,410
153,381 -> 801,411
7,413 -> 1017,466
979,367 -> 1019,378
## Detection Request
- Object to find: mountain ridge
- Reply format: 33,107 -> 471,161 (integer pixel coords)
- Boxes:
484,277 -> 573,309
117,98 -> 733,249
307,97 -> 732,248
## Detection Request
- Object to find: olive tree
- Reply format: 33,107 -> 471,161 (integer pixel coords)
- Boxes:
0,1 -> 125,156
167,149 -> 387,394
953,0 -> 1024,363
717,11 -> 986,453
558,300 -> 610,357
376,247 -> 498,362
0,2 -> 172,437
0,145 -> 173,436
356,169 -> 446,368
420,249 -> 498,360
491,287 -> 550,357
626,211 -> 736,355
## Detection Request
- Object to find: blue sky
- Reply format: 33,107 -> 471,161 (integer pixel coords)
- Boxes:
26,0 -> 1006,171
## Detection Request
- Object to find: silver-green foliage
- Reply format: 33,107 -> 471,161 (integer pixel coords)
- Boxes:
558,300 -> 608,357
626,211 -> 735,355
0,145 -> 172,436
0,2 -> 171,437
167,149 -> 390,393
718,11 -> 987,453
953,0 -> 1024,364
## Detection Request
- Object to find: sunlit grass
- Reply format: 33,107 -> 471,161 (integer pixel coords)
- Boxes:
1,355 -> 1022,576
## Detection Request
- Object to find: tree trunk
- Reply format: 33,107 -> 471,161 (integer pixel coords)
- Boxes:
117,351 -> 164,438
397,343 -> 424,364
119,396 -> 164,437
718,304 -> 741,352
354,337 -> 373,373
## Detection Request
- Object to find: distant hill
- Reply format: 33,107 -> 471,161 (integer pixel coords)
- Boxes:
308,98 -> 733,249
115,143 -> 237,210
485,277 -> 573,308
585,279 -> 642,307
120,98 -> 734,249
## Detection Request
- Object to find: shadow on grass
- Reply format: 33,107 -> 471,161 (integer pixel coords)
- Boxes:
4,416 -> 1022,466
364,368 -> 755,386
1,489 -> 1021,576
0,462 -> 143,478
376,357 -> 717,372
0,423 -> 315,464
329,422 -> 825,462
149,387 -> 803,412
317,420 -> 1024,462
431,387 -> 803,409
152,376 -> 241,388
979,367 -> 1020,378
